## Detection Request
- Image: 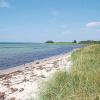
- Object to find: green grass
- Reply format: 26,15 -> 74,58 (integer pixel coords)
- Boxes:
46,42 -> 78,44
39,44 -> 100,100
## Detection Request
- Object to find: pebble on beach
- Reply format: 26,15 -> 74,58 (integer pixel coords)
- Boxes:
0,53 -> 72,100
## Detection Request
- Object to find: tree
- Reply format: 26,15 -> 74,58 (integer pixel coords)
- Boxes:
45,41 -> 54,43
73,40 -> 77,43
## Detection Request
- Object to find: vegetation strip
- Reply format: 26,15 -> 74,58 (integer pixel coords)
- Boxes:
39,44 -> 100,100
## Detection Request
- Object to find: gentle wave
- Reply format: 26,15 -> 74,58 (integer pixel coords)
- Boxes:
0,43 -> 83,70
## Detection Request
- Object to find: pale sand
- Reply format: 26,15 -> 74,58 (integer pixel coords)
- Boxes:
0,52 -> 72,100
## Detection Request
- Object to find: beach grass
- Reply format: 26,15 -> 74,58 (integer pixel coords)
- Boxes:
39,44 -> 100,100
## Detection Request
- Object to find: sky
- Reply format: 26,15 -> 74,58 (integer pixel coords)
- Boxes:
0,0 -> 100,42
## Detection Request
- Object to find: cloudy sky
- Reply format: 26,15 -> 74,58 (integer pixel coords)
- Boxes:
0,0 -> 100,42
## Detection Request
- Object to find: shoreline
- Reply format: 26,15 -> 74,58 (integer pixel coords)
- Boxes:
0,52 -> 72,75
0,52 -> 72,100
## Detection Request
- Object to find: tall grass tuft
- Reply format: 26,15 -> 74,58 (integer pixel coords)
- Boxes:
39,44 -> 100,100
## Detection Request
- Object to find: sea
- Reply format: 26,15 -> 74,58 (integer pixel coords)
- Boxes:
0,43 -> 83,70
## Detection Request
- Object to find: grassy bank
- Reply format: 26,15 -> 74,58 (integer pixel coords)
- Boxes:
39,44 -> 100,100
52,42 -> 78,44
46,42 -> 78,44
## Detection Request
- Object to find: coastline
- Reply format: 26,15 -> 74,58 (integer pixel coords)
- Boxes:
0,52 -> 72,75
0,52 -> 72,100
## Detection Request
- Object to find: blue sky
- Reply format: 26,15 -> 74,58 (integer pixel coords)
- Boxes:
0,0 -> 100,42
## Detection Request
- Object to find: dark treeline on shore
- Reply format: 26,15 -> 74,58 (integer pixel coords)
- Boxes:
79,40 -> 100,44
45,40 -> 77,44
45,40 -> 100,44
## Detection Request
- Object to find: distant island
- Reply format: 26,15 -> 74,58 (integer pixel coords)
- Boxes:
45,40 -> 100,44
45,40 -> 77,44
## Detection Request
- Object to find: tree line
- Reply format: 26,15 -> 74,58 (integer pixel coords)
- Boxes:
45,40 -> 100,44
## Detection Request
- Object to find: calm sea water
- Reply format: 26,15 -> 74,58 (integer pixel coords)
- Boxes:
0,43 -> 82,70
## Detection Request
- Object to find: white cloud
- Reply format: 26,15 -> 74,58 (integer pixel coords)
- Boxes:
86,21 -> 100,28
0,0 -> 10,8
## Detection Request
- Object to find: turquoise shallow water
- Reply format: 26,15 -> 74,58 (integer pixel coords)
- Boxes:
0,43 -> 82,70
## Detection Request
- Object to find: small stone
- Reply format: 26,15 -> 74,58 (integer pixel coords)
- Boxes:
39,75 -> 46,78
19,88 -> 24,92
10,88 -> 18,93
0,92 -> 5,100
25,67 -> 29,69
46,68 -> 51,72
36,62 -> 39,64
36,66 -> 43,70
10,97 -> 16,100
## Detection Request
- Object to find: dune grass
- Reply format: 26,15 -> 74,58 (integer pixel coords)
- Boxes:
39,44 -> 100,100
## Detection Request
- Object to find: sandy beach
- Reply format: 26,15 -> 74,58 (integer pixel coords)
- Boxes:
0,52 -> 72,100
